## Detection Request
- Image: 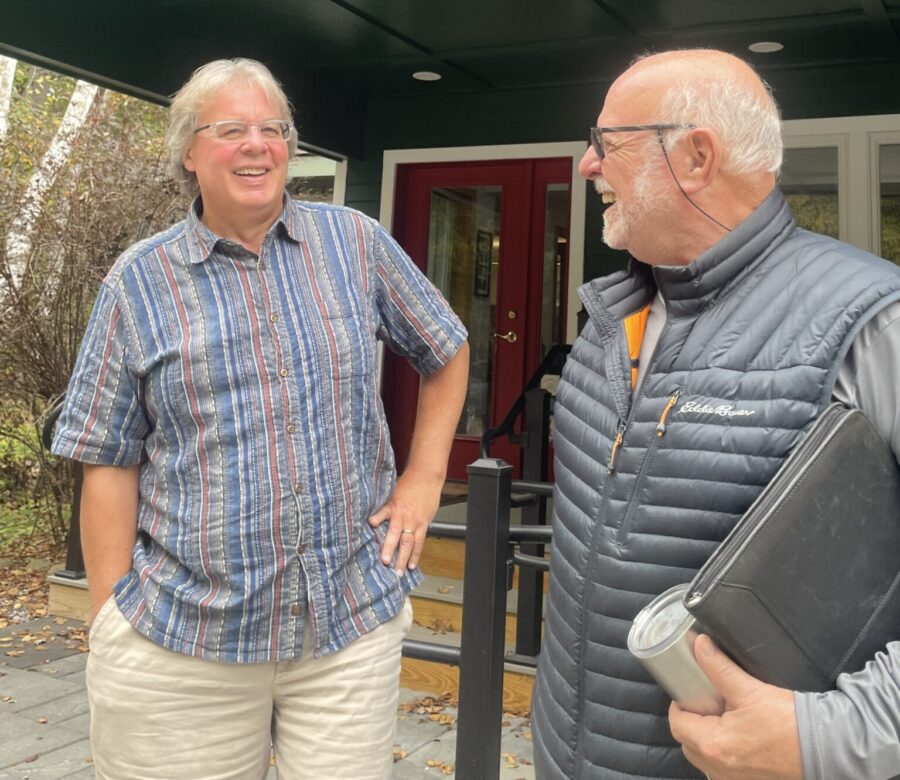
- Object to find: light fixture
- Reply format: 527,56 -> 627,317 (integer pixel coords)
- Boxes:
412,71 -> 442,82
748,41 -> 784,54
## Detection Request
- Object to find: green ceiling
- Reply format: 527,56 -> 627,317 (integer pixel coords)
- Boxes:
3,0 -> 900,158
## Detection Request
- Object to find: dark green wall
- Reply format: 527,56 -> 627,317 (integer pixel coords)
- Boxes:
344,80 -> 630,284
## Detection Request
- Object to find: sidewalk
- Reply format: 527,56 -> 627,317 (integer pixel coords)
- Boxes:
0,617 -> 534,779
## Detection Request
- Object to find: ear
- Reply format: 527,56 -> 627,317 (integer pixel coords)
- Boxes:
677,128 -> 722,194
183,146 -> 196,173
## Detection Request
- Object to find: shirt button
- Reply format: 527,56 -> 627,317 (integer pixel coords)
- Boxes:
270,314 -> 279,323
291,604 -> 302,616
280,368 -> 289,378
294,483 -> 304,494
286,423 -> 295,433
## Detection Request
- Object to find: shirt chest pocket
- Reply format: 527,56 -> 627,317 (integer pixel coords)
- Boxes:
304,249 -> 376,379
319,307 -> 377,379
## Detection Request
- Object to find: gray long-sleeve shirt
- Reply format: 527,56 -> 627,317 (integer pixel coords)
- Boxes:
638,294 -> 900,780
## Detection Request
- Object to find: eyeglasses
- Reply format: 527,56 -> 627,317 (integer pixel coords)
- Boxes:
193,119 -> 293,142
588,124 -> 695,160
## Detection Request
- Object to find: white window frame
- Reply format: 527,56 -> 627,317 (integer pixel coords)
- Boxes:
779,133 -> 848,242
783,114 -> 900,254
868,130 -> 900,258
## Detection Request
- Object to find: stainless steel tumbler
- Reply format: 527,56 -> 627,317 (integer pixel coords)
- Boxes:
627,583 -> 724,715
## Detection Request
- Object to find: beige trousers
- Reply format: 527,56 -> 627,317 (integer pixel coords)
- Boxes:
85,596 -> 413,780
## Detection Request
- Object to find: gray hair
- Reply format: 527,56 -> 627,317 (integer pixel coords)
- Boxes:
660,78 -> 783,175
166,58 -> 298,196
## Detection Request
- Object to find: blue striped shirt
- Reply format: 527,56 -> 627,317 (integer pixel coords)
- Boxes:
52,197 -> 467,662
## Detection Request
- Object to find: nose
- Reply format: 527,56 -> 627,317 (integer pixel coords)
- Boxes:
578,146 -> 601,179
239,125 -> 269,151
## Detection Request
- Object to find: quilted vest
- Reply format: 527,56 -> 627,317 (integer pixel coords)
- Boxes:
532,189 -> 900,779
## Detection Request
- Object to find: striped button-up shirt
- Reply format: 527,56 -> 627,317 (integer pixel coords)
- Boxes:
52,196 -> 467,662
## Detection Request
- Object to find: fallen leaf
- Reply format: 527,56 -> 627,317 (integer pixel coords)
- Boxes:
5,650 -> 24,657
36,717 -> 48,724
502,751 -> 519,768
428,617 -> 454,634
392,748 -> 407,762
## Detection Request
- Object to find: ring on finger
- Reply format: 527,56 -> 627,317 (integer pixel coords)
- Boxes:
400,528 -> 415,535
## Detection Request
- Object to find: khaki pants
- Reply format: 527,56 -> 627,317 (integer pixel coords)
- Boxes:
86,596 -> 413,779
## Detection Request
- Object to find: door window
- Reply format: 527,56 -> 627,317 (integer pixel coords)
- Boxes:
541,183 -> 570,357
426,186 -> 502,437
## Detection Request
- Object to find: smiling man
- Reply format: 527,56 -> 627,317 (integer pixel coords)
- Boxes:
52,59 -> 469,779
531,49 -> 900,779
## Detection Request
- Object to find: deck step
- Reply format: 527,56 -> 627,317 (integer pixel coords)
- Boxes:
401,622 -> 535,714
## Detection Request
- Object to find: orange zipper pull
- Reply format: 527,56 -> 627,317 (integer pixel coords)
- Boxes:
656,390 -> 682,437
608,420 -> 626,472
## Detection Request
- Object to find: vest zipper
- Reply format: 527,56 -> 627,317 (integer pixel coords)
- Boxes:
607,418 -> 627,472
656,389 -> 682,437
615,387 -> 684,543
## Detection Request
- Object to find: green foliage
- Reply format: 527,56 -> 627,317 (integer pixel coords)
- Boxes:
783,193 -> 840,239
0,501 -> 48,545
881,196 -> 900,265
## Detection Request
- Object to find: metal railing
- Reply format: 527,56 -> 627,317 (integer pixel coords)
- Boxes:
404,458 -> 553,780
41,401 -> 85,579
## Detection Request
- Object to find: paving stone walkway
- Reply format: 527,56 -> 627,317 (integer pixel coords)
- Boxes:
0,618 -> 534,779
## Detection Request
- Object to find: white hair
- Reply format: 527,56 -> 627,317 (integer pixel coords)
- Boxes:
659,75 -> 783,175
166,58 -> 298,196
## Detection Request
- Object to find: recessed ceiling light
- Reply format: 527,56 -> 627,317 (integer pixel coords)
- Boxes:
748,41 -> 784,54
412,71 -> 442,82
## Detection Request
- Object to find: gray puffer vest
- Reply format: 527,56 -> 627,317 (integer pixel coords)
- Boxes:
532,188 -> 900,779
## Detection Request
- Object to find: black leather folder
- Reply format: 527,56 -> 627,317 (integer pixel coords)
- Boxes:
683,403 -> 900,692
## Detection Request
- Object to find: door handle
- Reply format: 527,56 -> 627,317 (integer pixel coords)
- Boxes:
493,330 -> 518,343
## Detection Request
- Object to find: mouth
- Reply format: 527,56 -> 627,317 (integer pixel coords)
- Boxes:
234,168 -> 268,177
594,179 -> 617,204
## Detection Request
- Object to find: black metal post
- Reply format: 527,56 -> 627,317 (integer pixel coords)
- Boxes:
41,403 -> 86,580
55,462 -> 86,579
455,458 -> 513,780
515,388 -> 550,657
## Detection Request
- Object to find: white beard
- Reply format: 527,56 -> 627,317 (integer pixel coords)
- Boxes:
601,154 -> 667,251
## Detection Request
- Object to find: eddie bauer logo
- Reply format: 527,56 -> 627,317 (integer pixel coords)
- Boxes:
678,400 -> 756,417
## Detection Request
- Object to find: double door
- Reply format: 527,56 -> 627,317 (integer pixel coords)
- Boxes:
384,157 -> 571,478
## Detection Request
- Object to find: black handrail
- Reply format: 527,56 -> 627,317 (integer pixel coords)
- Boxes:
480,343 -> 570,457
40,398 -> 86,579
398,460 -> 556,779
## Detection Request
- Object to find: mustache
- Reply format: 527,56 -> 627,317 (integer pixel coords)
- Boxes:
594,179 -> 614,195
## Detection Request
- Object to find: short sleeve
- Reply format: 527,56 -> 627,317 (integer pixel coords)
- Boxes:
373,223 -> 467,375
51,282 -> 147,465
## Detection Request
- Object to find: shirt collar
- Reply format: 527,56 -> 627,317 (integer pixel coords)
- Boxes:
183,192 -> 301,264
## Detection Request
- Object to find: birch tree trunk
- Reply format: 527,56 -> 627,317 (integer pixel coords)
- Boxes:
4,79 -> 99,286
0,55 -> 16,143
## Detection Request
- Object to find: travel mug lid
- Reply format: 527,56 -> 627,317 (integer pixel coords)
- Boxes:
628,583 -> 693,657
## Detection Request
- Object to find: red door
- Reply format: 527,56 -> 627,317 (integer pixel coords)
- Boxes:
384,158 -> 571,478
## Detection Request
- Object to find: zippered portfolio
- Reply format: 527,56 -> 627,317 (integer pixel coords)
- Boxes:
683,404 -> 900,692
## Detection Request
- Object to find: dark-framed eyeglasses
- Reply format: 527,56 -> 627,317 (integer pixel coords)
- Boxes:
193,119 -> 293,142
588,123 -> 696,160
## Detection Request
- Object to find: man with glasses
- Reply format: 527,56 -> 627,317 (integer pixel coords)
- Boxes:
532,49 -> 900,779
52,58 -> 469,779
